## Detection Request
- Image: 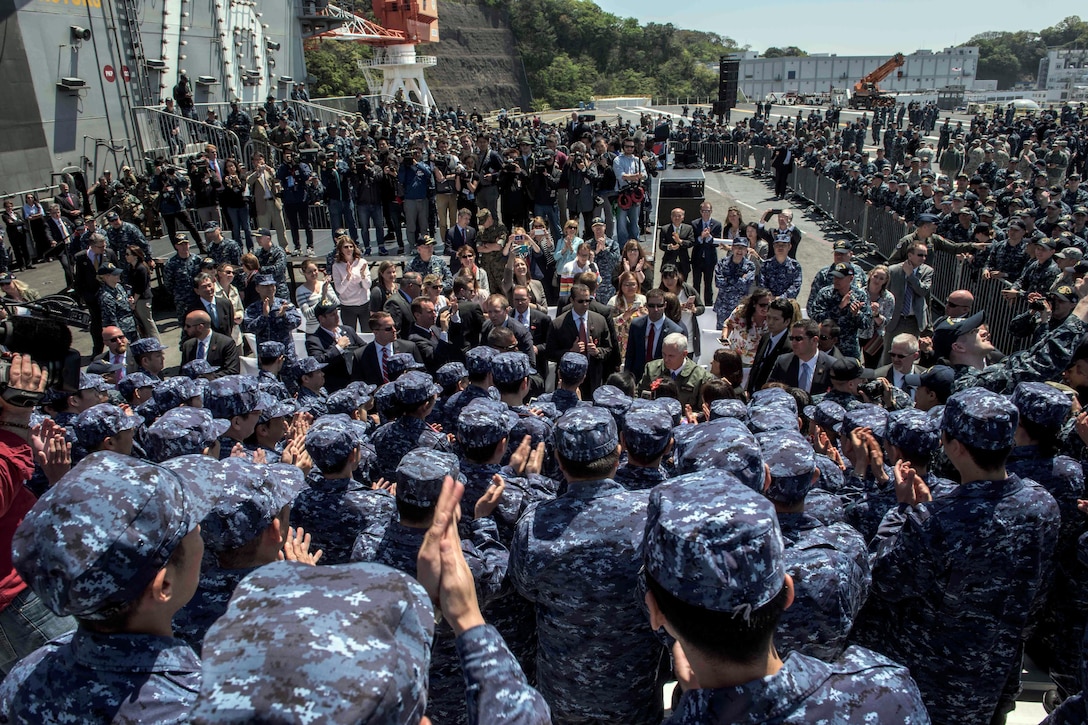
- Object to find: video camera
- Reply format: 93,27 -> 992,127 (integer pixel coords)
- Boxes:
0,316 -> 81,406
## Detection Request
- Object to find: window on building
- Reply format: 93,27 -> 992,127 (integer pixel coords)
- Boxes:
787,70 -> 796,80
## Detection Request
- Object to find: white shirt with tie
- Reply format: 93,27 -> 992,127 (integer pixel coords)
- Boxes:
797,354 -> 816,393
194,330 -> 213,361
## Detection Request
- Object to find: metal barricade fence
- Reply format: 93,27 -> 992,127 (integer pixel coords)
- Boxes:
131,107 -> 244,171
794,167 -> 818,203
837,190 -> 867,241
816,177 -> 839,225
867,210 -> 907,260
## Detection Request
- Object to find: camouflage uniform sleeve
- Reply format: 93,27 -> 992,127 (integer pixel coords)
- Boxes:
508,513 -> 537,603
242,303 -> 270,334
463,517 -> 509,603
283,303 -> 303,329
456,624 -> 552,725
956,315 -> 1088,394
869,502 -> 942,602
786,260 -> 803,300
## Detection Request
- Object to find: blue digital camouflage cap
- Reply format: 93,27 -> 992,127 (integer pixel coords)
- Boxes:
305,414 -> 366,473
326,387 -> 371,416
750,387 -> 798,414
396,449 -> 459,509
1011,381 -> 1072,429
490,352 -> 536,385
510,409 -> 553,450
180,359 -> 220,379
464,346 -> 497,376
394,371 -> 441,406
145,407 -> 231,463
13,451 -> 219,619
675,418 -> 764,491
941,387 -> 1019,450
254,273 -> 276,287
72,403 -> 139,450
886,408 -> 941,457
709,398 -> 748,421
257,394 -> 299,424
658,396 -> 682,426
555,406 -> 618,463
592,384 -> 632,425
374,382 -> 399,415
622,406 -> 673,459
205,375 -> 266,420
644,470 -> 785,614
294,357 -> 328,377
841,403 -> 889,441
78,372 -> 109,393
201,460 -> 306,553
747,405 -> 798,434
435,361 -> 468,389
458,400 -> 516,449
193,561 -> 433,723
803,399 -> 846,434
558,352 -> 588,383
85,359 -> 122,377
257,341 -> 286,359
117,372 -> 157,401
387,352 -> 425,378
129,337 -> 167,357
757,430 -> 816,506
153,375 -> 204,410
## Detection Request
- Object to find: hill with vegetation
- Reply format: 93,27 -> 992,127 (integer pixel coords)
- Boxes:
967,15 -> 1088,89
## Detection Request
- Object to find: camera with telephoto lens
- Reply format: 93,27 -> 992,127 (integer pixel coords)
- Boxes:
859,379 -> 885,400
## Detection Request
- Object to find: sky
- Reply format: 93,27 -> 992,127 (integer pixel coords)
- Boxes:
589,0 -> 1074,56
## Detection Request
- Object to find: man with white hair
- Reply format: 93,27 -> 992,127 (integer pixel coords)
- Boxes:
874,333 -> 922,393
760,208 -> 802,259
636,332 -> 711,409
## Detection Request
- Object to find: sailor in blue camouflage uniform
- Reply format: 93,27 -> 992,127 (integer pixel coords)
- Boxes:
807,263 -> 872,360
254,228 -> 290,299
853,387 -> 1061,725
406,235 -> 454,290
370,371 -> 451,481
293,356 -> 329,416
71,403 -> 140,464
129,337 -> 168,381
760,236 -> 804,299
246,395 -> 299,463
163,232 -> 204,324
291,415 -> 396,564
102,210 -> 152,271
712,237 -> 758,327
191,559 -> 551,724
444,347 -> 500,434
430,361 -> 468,428
642,470 -> 929,724
510,407 -> 667,724
757,431 -> 871,662
387,351 -> 427,380
839,404 -> 900,541
255,340 -> 291,400
144,407 -> 230,462
351,448 -> 508,725
674,418 -> 765,494
0,451 -> 218,724
203,221 -> 242,269
615,403 -> 673,491
243,274 -> 303,364
533,352 -> 588,414
204,374 -> 266,458
173,459 -> 306,654
1007,382 -> 1088,701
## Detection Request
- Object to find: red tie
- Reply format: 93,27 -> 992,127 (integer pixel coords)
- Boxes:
646,321 -> 655,361
380,346 -> 389,383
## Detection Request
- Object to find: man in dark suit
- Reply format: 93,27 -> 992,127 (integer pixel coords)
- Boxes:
190,272 -> 235,338
355,310 -> 424,386
482,293 -> 536,366
747,298 -> 795,395
407,297 -> 458,374
691,202 -> 723,304
444,209 -> 477,273
54,182 -> 84,226
873,332 -> 923,393
560,271 -> 622,374
767,319 -> 835,395
625,289 -> 683,380
180,310 -> 239,377
770,141 -> 796,199
508,285 -> 550,358
657,207 -> 695,280
305,301 -> 366,393
385,271 -> 422,339
546,283 -> 615,397
882,242 -> 932,365
92,325 -> 135,376
447,277 -> 486,354
73,233 -> 117,356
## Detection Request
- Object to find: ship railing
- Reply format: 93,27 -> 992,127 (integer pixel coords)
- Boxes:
0,183 -> 62,205
130,107 -> 244,171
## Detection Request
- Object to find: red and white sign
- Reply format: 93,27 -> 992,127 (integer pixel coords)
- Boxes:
121,65 -> 131,82
103,65 -> 115,82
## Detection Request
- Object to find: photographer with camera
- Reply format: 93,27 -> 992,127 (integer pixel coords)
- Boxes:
498,149 -> 528,231
276,149 -> 316,257
431,138 -> 460,244
591,138 -> 617,236
149,162 -> 204,253
226,99 -> 251,149
189,148 -> 224,230
321,150 -> 359,248
529,149 -> 562,244
565,143 -> 599,233
351,147 -> 384,257
1009,286 -> 1080,345
398,145 -> 435,255
612,136 -> 647,245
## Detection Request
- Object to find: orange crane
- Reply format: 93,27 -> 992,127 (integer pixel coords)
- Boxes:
848,53 -> 905,110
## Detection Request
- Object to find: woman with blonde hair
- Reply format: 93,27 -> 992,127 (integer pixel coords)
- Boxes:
607,270 -> 646,355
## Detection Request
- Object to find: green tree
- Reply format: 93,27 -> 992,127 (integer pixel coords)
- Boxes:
304,41 -> 373,97
764,46 -> 807,58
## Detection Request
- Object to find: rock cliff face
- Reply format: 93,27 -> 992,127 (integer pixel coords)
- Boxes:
425,0 -> 531,112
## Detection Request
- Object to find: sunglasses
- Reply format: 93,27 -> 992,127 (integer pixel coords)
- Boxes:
646,303 -> 665,309
376,326 -> 396,332
573,298 -> 591,305
818,334 -> 833,340
459,254 -> 474,259
788,335 -> 810,342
